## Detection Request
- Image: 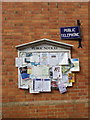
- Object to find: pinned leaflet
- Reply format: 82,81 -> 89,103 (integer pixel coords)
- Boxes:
58,82 -> 67,94
71,58 -> 80,72
29,79 -> 51,93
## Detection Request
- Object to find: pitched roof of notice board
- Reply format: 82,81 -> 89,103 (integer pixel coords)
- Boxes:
16,38 -> 73,49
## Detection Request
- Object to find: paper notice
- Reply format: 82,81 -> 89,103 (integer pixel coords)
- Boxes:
58,82 -> 67,94
71,58 -> 80,72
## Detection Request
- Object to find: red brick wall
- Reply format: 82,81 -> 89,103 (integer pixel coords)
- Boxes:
2,2 -> 89,118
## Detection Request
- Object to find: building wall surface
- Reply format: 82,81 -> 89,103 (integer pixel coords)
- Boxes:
2,2 -> 89,119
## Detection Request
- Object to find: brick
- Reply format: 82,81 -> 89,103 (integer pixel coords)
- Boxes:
2,2 -> 89,119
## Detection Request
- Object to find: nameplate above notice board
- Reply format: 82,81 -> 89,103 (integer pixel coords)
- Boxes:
60,26 -> 81,40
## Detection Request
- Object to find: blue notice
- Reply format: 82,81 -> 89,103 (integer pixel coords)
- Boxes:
60,26 -> 81,39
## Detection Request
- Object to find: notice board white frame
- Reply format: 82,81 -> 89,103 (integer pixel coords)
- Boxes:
16,38 -> 73,89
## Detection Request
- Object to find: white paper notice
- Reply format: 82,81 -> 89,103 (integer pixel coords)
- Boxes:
52,66 -> 62,79
32,53 -> 40,63
58,52 -> 69,65
34,79 -> 42,92
15,57 -> 23,67
58,82 -> 67,94
21,79 -> 31,86
29,79 -> 39,93
29,79 -> 51,93
49,53 -> 59,66
32,66 -> 41,78
41,66 -> 49,77
40,53 -> 49,65
31,66 -> 49,79
42,79 -> 51,92
30,56 -> 34,62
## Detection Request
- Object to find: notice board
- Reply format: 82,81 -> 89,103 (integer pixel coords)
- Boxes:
15,39 -> 79,94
